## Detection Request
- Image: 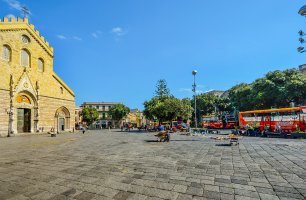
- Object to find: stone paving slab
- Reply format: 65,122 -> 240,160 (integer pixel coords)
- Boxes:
0,130 -> 306,200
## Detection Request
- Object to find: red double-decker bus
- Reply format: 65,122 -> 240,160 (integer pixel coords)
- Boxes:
239,106 -> 306,133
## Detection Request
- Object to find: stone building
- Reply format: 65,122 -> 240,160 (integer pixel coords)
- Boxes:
0,17 -> 75,137
80,102 -> 118,128
123,109 -> 147,127
75,107 -> 83,127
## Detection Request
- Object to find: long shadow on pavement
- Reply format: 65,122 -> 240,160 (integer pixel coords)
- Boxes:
144,139 -> 201,143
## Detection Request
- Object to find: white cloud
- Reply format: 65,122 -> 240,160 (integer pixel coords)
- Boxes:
91,30 -> 102,38
203,89 -> 214,93
73,36 -> 82,41
3,0 -> 32,15
91,33 -> 98,38
179,88 -> 192,93
111,27 -> 126,36
56,35 -> 66,40
178,88 -> 204,94
197,84 -> 205,89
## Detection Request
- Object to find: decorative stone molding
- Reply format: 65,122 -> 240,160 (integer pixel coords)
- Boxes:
14,71 -> 37,101
0,17 -> 54,56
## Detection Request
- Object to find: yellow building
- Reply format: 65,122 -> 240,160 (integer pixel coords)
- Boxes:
0,17 -> 75,137
123,109 -> 146,127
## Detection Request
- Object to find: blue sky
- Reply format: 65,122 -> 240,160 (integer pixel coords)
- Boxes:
1,0 -> 306,109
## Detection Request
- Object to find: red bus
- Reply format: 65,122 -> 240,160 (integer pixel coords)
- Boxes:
202,115 -> 220,128
202,115 -> 236,129
239,106 -> 306,133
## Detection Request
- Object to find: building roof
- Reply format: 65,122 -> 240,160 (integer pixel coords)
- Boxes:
130,109 -> 143,113
81,102 -> 119,105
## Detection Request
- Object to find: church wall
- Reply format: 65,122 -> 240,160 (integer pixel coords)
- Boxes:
0,18 -> 75,136
0,89 -> 9,137
0,28 -> 73,100
39,96 -> 75,132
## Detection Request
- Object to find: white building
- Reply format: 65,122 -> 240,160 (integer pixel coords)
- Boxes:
81,102 -> 118,128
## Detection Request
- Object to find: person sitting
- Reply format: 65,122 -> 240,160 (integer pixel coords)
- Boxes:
155,130 -> 170,142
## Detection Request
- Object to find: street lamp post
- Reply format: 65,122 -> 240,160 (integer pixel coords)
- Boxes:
192,70 -> 197,128
298,6 -> 306,53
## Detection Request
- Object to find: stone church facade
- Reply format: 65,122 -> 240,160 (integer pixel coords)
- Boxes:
0,17 -> 75,137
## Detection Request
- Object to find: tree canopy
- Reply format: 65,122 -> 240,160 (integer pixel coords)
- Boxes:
143,69 -> 305,126
228,69 -> 306,111
143,96 -> 193,124
190,93 -> 233,126
155,79 -> 171,99
81,107 -> 99,126
108,104 -> 130,121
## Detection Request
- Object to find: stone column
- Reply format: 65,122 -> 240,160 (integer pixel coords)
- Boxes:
34,81 -> 40,132
8,75 -> 15,137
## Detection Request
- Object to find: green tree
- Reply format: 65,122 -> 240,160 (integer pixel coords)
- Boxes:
178,98 -> 194,121
228,69 -> 306,111
215,97 -> 232,112
108,104 -> 130,127
81,107 -> 99,127
195,93 -> 219,115
228,83 -> 254,111
143,96 -> 193,124
190,93 -> 234,126
155,79 -> 171,99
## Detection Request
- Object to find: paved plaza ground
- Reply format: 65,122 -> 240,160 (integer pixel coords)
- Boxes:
0,130 -> 306,200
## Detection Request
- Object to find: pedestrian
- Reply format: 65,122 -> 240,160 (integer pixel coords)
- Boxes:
82,127 -> 86,134
165,132 -> 170,142
158,124 -> 165,132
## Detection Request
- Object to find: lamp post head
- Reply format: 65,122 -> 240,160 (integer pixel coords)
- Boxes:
298,46 -> 305,53
192,70 -> 197,76
299,5 -> 306,16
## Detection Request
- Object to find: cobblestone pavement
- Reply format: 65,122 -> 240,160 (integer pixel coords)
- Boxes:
0,130 -> 306,200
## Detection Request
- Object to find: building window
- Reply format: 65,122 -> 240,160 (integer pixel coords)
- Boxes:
2,45 -> 11,61
102,106 -> 105,111
60,87 -> 63,94
21,49 -> 30,67
96,105 -> 99,109
38,58 -> 44,72
102,113 -> 106,119
21,35 -> 30,44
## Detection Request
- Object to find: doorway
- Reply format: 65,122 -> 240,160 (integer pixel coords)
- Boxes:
59,118 -> 65,131
17,108 -> 31,133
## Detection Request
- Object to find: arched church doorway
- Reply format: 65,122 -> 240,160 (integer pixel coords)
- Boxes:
55,107 -> 70,133
15,93 -> 37,133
